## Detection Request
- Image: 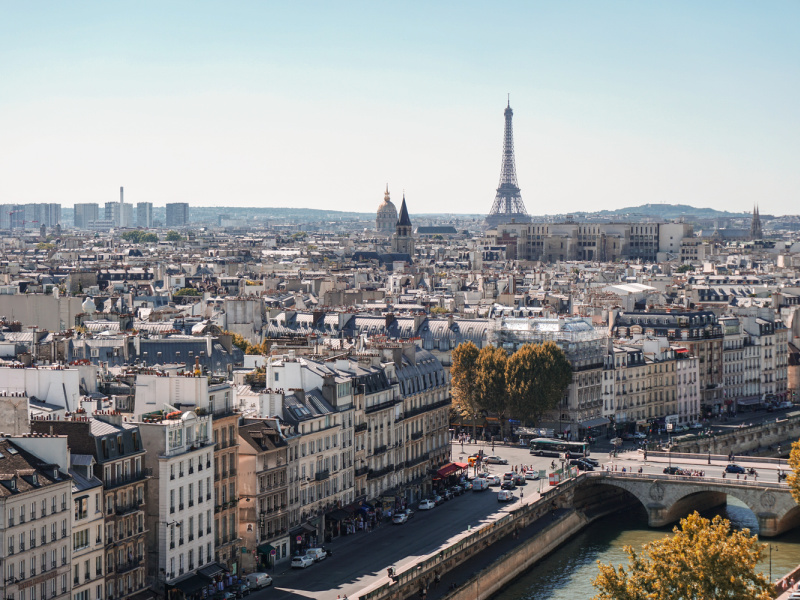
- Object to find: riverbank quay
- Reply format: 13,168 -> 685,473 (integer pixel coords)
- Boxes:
354,474 -> 632,600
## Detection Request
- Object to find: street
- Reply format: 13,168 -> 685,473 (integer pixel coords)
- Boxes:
248,437 -> 791,600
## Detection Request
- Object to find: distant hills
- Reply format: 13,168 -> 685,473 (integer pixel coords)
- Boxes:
574,203 -> 751,220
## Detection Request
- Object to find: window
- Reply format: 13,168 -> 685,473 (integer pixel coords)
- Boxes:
9,507 -> 14,526
20,504 -> 25,523
75,497 -> 88,520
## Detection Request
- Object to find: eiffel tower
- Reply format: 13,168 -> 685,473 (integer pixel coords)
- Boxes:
485,98 -> 531,228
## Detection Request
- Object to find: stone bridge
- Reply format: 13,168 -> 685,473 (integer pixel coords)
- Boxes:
571,471 -> 800,537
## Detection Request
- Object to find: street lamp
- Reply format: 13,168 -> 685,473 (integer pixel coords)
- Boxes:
769,543 -> 778,582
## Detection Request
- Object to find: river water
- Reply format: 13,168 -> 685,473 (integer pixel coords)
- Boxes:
492,498 -> 800,600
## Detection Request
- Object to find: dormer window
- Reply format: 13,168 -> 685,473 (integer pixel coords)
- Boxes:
10,478 -> 16,490
32,474 -> 38,486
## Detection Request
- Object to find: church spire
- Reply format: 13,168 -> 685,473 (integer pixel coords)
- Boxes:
750,203 -> 763,240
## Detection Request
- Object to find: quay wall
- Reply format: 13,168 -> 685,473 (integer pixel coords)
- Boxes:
670,413 -> 800,456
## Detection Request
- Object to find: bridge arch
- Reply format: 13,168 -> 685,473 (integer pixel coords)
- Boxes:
572,473 -> 799,537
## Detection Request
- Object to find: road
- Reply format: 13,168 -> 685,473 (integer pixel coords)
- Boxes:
246,438 -> 790,600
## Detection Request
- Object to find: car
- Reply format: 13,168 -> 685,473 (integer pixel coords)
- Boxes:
392,512 -> 409,524
569,459 -> 593,471
291,555 -> 314,569
497,490 -> 514,502
398,508 -> 414,519
305,548 -> 327,562
484,455 -> 508,465
524,470 -> 539,480
689,422 -> 704,430
441,489 -> 453,501
778,401 -> 794,409
432,494 -> 444,506
663,466 -> 682,475
231,583 -> 251,598
213,592 -> 235,600
633,432 -> 647,440
450,485 -> 463,496
245,573 -> 272,590
725,463 -> 746,474
418,499 -> 435,510
621,432 -> 635,441
461,480 -> 473,491
502,471 -> 515,481
512,473 -> 526,485
500,479 -> 516,490
581,457 -> 600,467
485,475 -> 502,486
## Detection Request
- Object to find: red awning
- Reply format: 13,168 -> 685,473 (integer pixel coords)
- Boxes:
437,462 -> 469,478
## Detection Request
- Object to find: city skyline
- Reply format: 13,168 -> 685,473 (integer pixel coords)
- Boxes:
1,2 -> 799,215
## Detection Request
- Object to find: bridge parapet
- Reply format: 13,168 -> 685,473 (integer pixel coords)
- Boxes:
575,471 -> 799,537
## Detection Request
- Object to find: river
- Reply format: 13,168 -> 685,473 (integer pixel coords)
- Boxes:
492,498 -> 800,599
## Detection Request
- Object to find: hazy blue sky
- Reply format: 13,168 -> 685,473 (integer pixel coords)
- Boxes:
1,2 -> 798,215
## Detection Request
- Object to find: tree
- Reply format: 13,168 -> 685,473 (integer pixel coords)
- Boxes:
505,342 -> 572,427
175,287 -> 200,296
786,437 -> 800,504
475,346 -> 508,438
165,230 -> 183,242
593,512 -> 771,600
121,231 -> 158,244
450,342 -> 481,441
675,264 -> 693,273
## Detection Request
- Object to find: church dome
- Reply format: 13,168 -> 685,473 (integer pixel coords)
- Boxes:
376,185 -> 397,233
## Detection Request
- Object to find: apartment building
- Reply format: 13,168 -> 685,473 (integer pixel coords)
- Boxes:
0,439 -> 73,600
237,420 -> 290,571
32,414 -> 150,600
133,370 -> 240,575
720,316 -> 748,410
137,410 -> 215,593
69,457 -> 105,600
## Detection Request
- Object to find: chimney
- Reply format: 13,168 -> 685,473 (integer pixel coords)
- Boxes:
120,186 -> 124,204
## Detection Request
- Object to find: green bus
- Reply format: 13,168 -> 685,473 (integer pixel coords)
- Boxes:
529,438 -> 590,458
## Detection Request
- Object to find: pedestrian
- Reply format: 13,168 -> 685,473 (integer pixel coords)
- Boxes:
434,573 -> 440,589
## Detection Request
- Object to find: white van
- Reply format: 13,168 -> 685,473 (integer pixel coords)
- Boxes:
305,547 -> 327,562
245,573 -> 272,589
472,478 -> 488,491
497,490 -> 514,503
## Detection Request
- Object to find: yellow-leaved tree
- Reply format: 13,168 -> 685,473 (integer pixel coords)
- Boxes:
786,437 -> 800,504
593,511 -> 771,600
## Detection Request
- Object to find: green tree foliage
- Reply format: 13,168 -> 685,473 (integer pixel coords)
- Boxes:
593,512 -> 771,600
505,341 -> 572,427
224,331 -> 266,355
450,342 -> 481,440
675,264 -> 693,273
175,287 -> 200,296
786,437 -> 800,505
165,230 -> 183,242
121,230 -> 158,244
475,346 -> 508,435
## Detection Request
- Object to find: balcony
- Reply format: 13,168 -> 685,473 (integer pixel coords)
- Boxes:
354,423 -> 368,433
115,499 -> 143,516
410,431 -> 423,441
314,470 -> 330,481
354,466 -> 369,477
367,465 -> 394,480
117,558 -> 142,574
373,445 -> 388,456
105,469 -> 151,490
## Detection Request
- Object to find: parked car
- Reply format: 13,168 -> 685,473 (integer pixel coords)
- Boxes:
442,489 -> 453,501
392,512 -> 409,524
485,475 -> 502,486
450,485 -> 463,496
725,463 -> 746,474
291,555 -> 314,568
398,508 -> 414,519
305,547 -> 327,562
245,573 -> 272,590
484,455 -> 508,465
461,480 -> 473,491
472,478 -> 489,491
231,583 -> 251,599
524,470 -> 539,480
497,490 -> 514,502
433,494 -> 444,505
500,479 -> 516,490
213,592 -> 235,600
663,466 -> 682,475
418,499 -> 435,510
